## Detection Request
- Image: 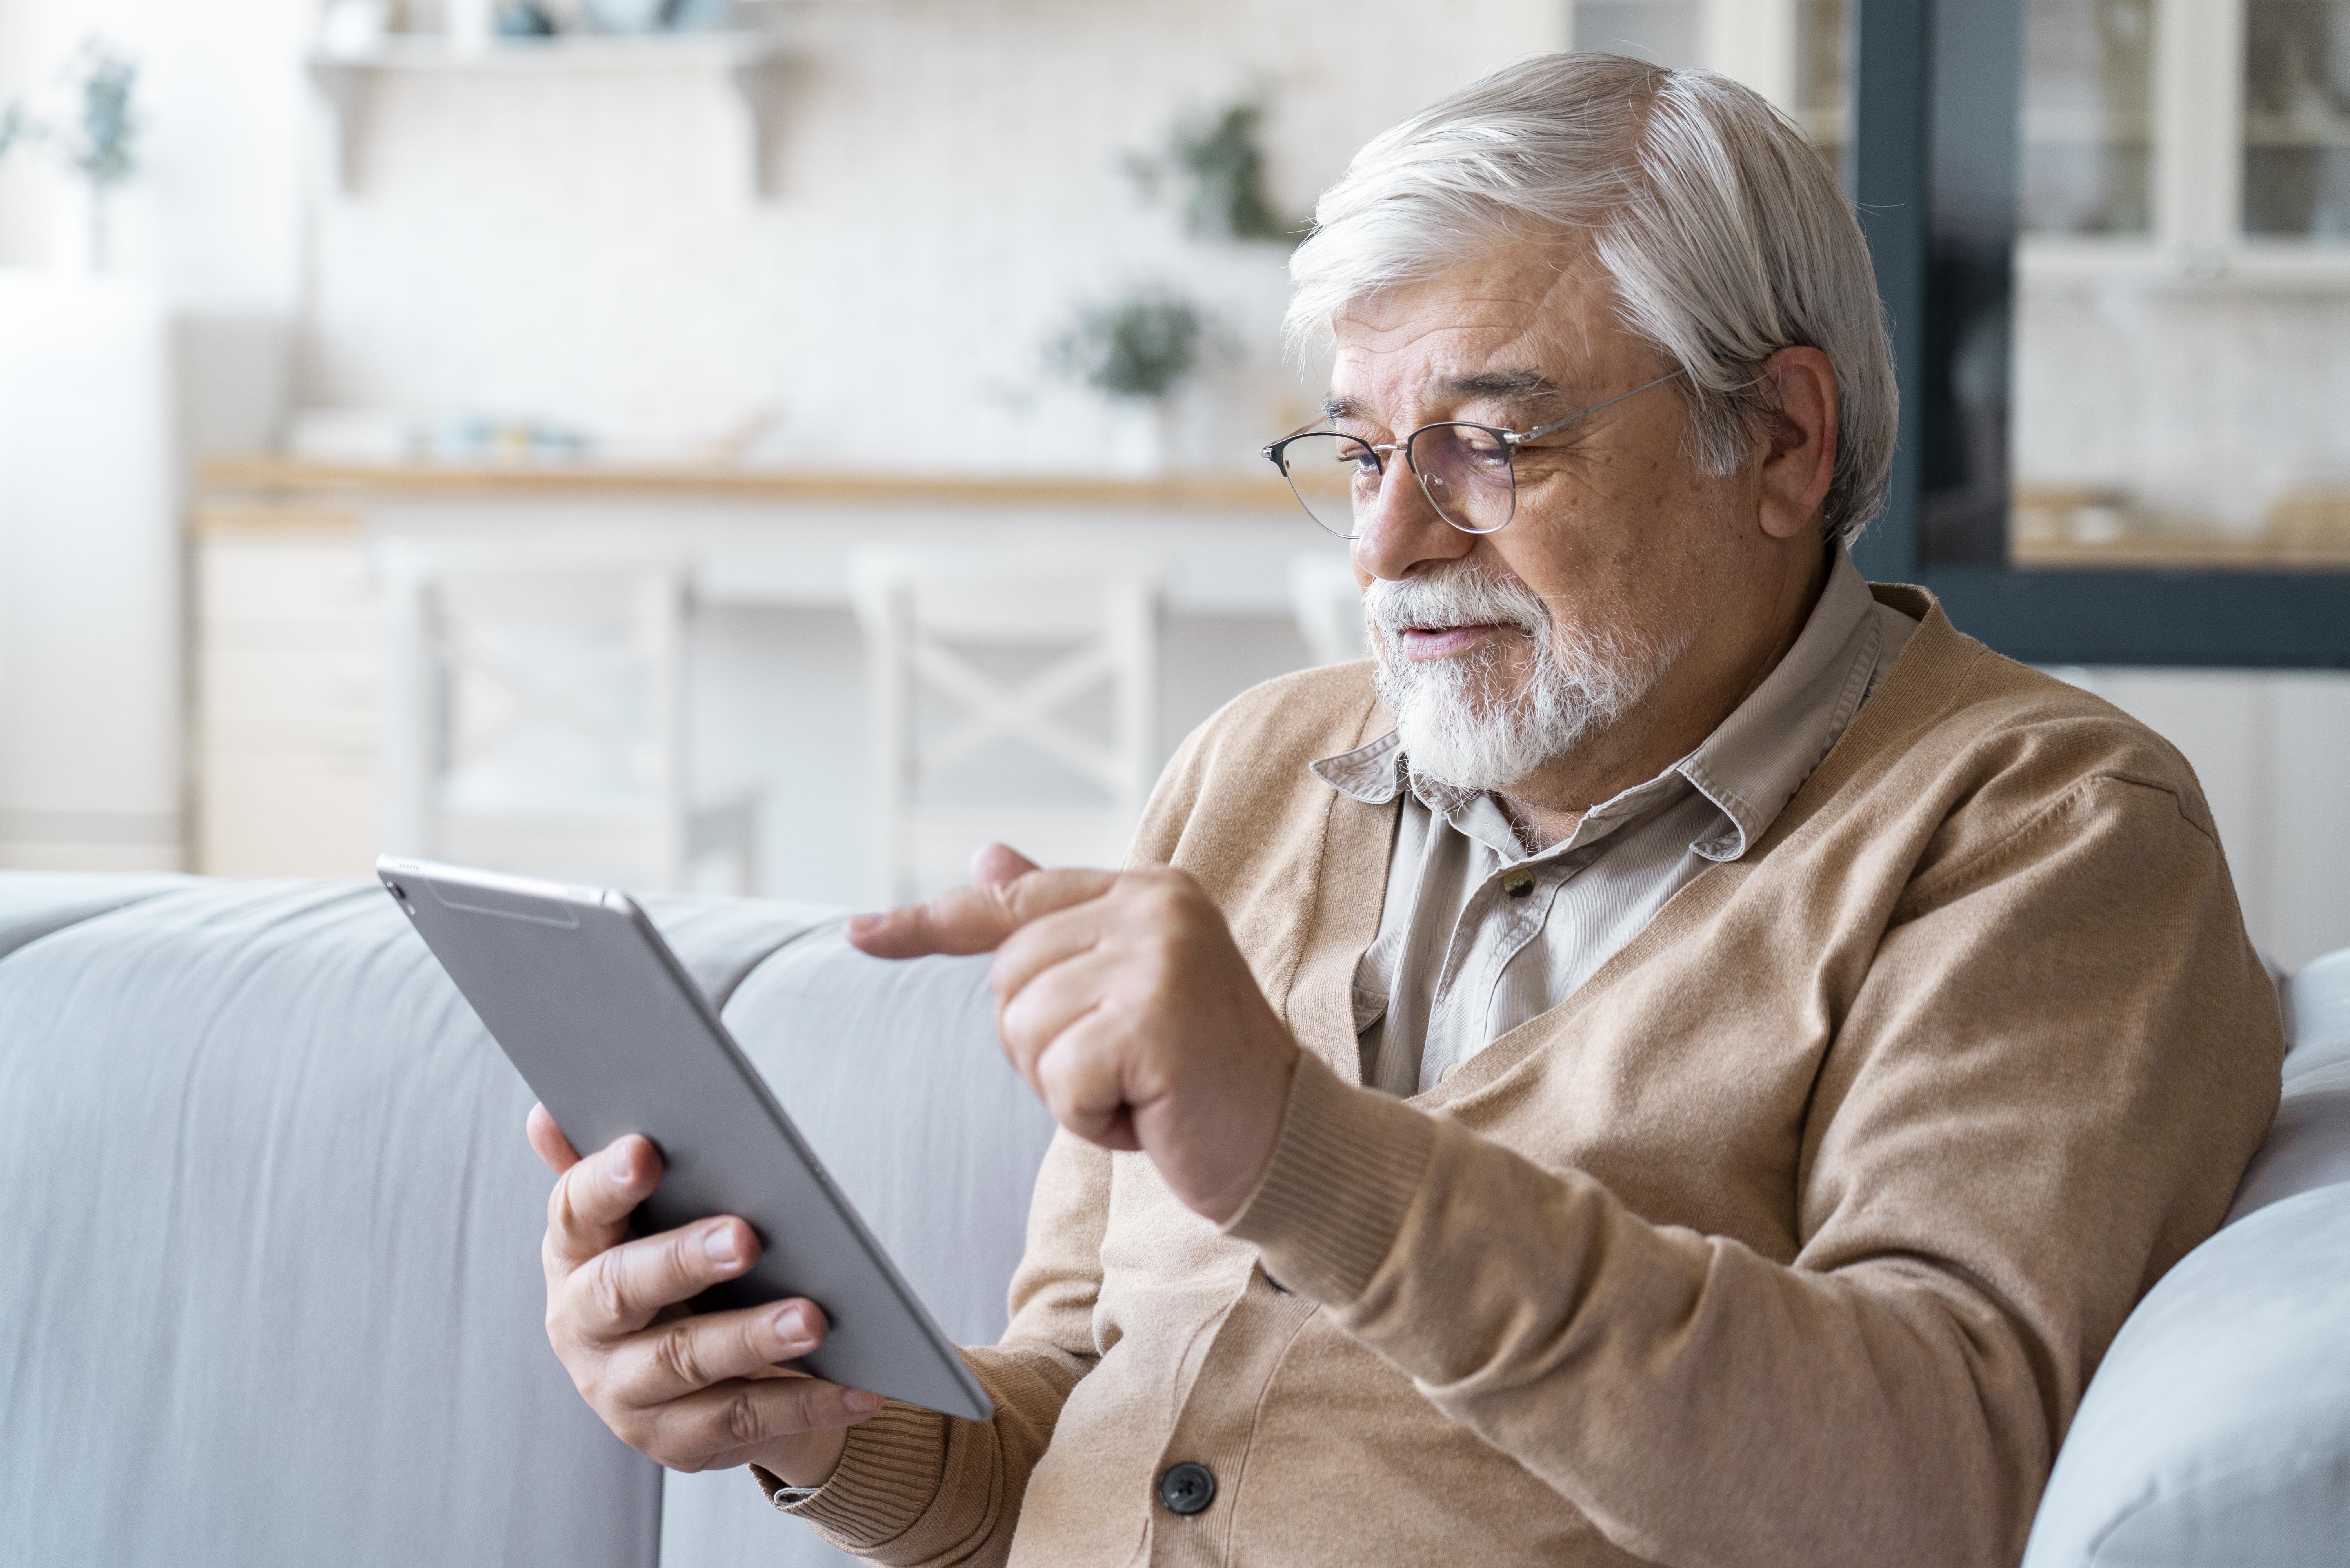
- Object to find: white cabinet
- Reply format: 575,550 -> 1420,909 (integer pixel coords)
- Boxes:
192,509 -> 385,877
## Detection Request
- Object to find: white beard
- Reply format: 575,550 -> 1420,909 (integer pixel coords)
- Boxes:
1365,563 -> 1683,793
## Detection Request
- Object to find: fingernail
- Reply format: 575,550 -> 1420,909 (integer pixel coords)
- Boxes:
772,1303 -> 815,1344
844,1389 -> 883,1415
845,913 -> 882,937
703,1225 -> 741,1269
605,1143 -> 635,1182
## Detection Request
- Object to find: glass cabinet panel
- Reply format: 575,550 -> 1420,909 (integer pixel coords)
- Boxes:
2000,0 -> 2350,570
2244,0 -> 2350,237
2020,0 -> 2156,235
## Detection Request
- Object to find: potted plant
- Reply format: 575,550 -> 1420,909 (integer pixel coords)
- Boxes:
1049,288 -> 1207,475
0,40 -> 140,274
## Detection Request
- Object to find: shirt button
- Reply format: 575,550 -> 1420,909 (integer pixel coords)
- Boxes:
1501,870 -> 1535,899
1158,1461 -> 1216,1515
1437,1062 -> 1460,1085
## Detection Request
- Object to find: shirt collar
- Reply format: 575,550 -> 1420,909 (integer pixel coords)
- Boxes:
1309,547 -> 1886,864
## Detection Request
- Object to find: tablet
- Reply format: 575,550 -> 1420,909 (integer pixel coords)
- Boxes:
377,855 -> 993,1423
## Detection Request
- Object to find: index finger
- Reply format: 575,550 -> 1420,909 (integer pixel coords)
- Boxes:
846,866 -> 1119,960
545,1132 -> 663,1274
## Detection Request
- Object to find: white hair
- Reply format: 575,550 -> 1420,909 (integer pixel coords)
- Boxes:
1286,53 -> 1897,545
1366,561 -> 1685,792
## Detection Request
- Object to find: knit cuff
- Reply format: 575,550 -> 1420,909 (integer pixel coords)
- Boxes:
1222,1050 -> 1436,1307
751,1399 -> 949,1550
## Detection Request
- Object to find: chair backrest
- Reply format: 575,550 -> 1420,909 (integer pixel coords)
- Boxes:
852,549 -> 1162,903
379,543 -> 692,886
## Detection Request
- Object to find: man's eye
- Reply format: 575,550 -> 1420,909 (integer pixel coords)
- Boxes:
1336,439 -> 1379,471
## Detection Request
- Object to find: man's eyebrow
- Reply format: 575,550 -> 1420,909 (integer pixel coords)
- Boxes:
1321,370 -> 1576,425
1437,369 -> 1570,407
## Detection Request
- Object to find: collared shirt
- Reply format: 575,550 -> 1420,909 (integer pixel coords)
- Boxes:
1312,548 -> 1919,1098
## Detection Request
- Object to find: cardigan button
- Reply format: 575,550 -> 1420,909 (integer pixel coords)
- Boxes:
1157,1461 -> 1216,1515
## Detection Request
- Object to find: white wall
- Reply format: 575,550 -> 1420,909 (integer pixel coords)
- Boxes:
300,0 -> 1565,466
4,1 -> 1566,465
0,0 -> 310,309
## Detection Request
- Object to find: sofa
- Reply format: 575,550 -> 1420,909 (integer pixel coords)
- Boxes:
0,870 -> 2343,1567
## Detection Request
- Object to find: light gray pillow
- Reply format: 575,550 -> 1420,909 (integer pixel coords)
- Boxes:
2022,1184 -> 2350,1567
2025,944 -> 2350,1567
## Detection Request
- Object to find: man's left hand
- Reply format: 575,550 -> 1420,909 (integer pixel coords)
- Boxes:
846,845 -> 1299,1224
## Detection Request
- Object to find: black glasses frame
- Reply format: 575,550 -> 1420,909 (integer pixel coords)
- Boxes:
1260,367 -> 1689,539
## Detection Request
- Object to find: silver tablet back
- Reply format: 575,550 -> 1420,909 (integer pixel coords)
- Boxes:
378,856 -> 992,1423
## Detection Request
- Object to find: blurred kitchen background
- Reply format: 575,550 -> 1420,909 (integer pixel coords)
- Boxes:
2,0 -> 2348,965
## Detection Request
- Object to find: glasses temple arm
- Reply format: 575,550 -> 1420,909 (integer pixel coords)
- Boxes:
1509,367 -> 1690,445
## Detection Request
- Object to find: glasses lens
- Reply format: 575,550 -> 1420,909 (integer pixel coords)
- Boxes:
1408,423 -> 1516,533
1276,432 -> 1379,539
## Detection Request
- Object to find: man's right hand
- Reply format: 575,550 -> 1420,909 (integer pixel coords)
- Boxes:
528,1105 -> 881,1486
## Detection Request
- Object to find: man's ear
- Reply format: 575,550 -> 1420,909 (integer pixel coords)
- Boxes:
1755,347 -> 1838,542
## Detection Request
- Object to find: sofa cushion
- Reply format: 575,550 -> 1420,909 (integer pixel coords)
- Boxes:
0,877 -> 831,1568
2226,1058 -> 2350,1224
2285,947 -> 2350,1083
657,926 -> 1058,1568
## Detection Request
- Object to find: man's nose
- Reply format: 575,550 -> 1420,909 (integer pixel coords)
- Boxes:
1351,452 -> 1474,584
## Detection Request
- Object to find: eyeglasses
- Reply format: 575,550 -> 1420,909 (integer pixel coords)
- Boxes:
1260,368 -> 1688,540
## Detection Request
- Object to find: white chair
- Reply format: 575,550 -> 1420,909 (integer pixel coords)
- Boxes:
1289,549 -> 1369,666
378,543 -> 757,893
853,549 -> 1161,905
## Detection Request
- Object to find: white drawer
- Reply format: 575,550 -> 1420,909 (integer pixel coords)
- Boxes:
198,538 -> 379,624
201,615 -> 383,656
199,645 -> 382,735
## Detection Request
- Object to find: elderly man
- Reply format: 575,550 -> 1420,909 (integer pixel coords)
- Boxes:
527,54 -> 2280,1568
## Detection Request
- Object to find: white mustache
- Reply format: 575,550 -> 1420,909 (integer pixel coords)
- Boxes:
1363,561 -> 1683,792
1363,564 -> 1551,645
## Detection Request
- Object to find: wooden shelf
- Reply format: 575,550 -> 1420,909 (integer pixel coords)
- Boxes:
194,456 -> 1298,512
306,31 -> 792,196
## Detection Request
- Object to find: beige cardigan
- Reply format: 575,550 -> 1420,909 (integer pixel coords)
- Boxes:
777,588 -> 2283,1568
